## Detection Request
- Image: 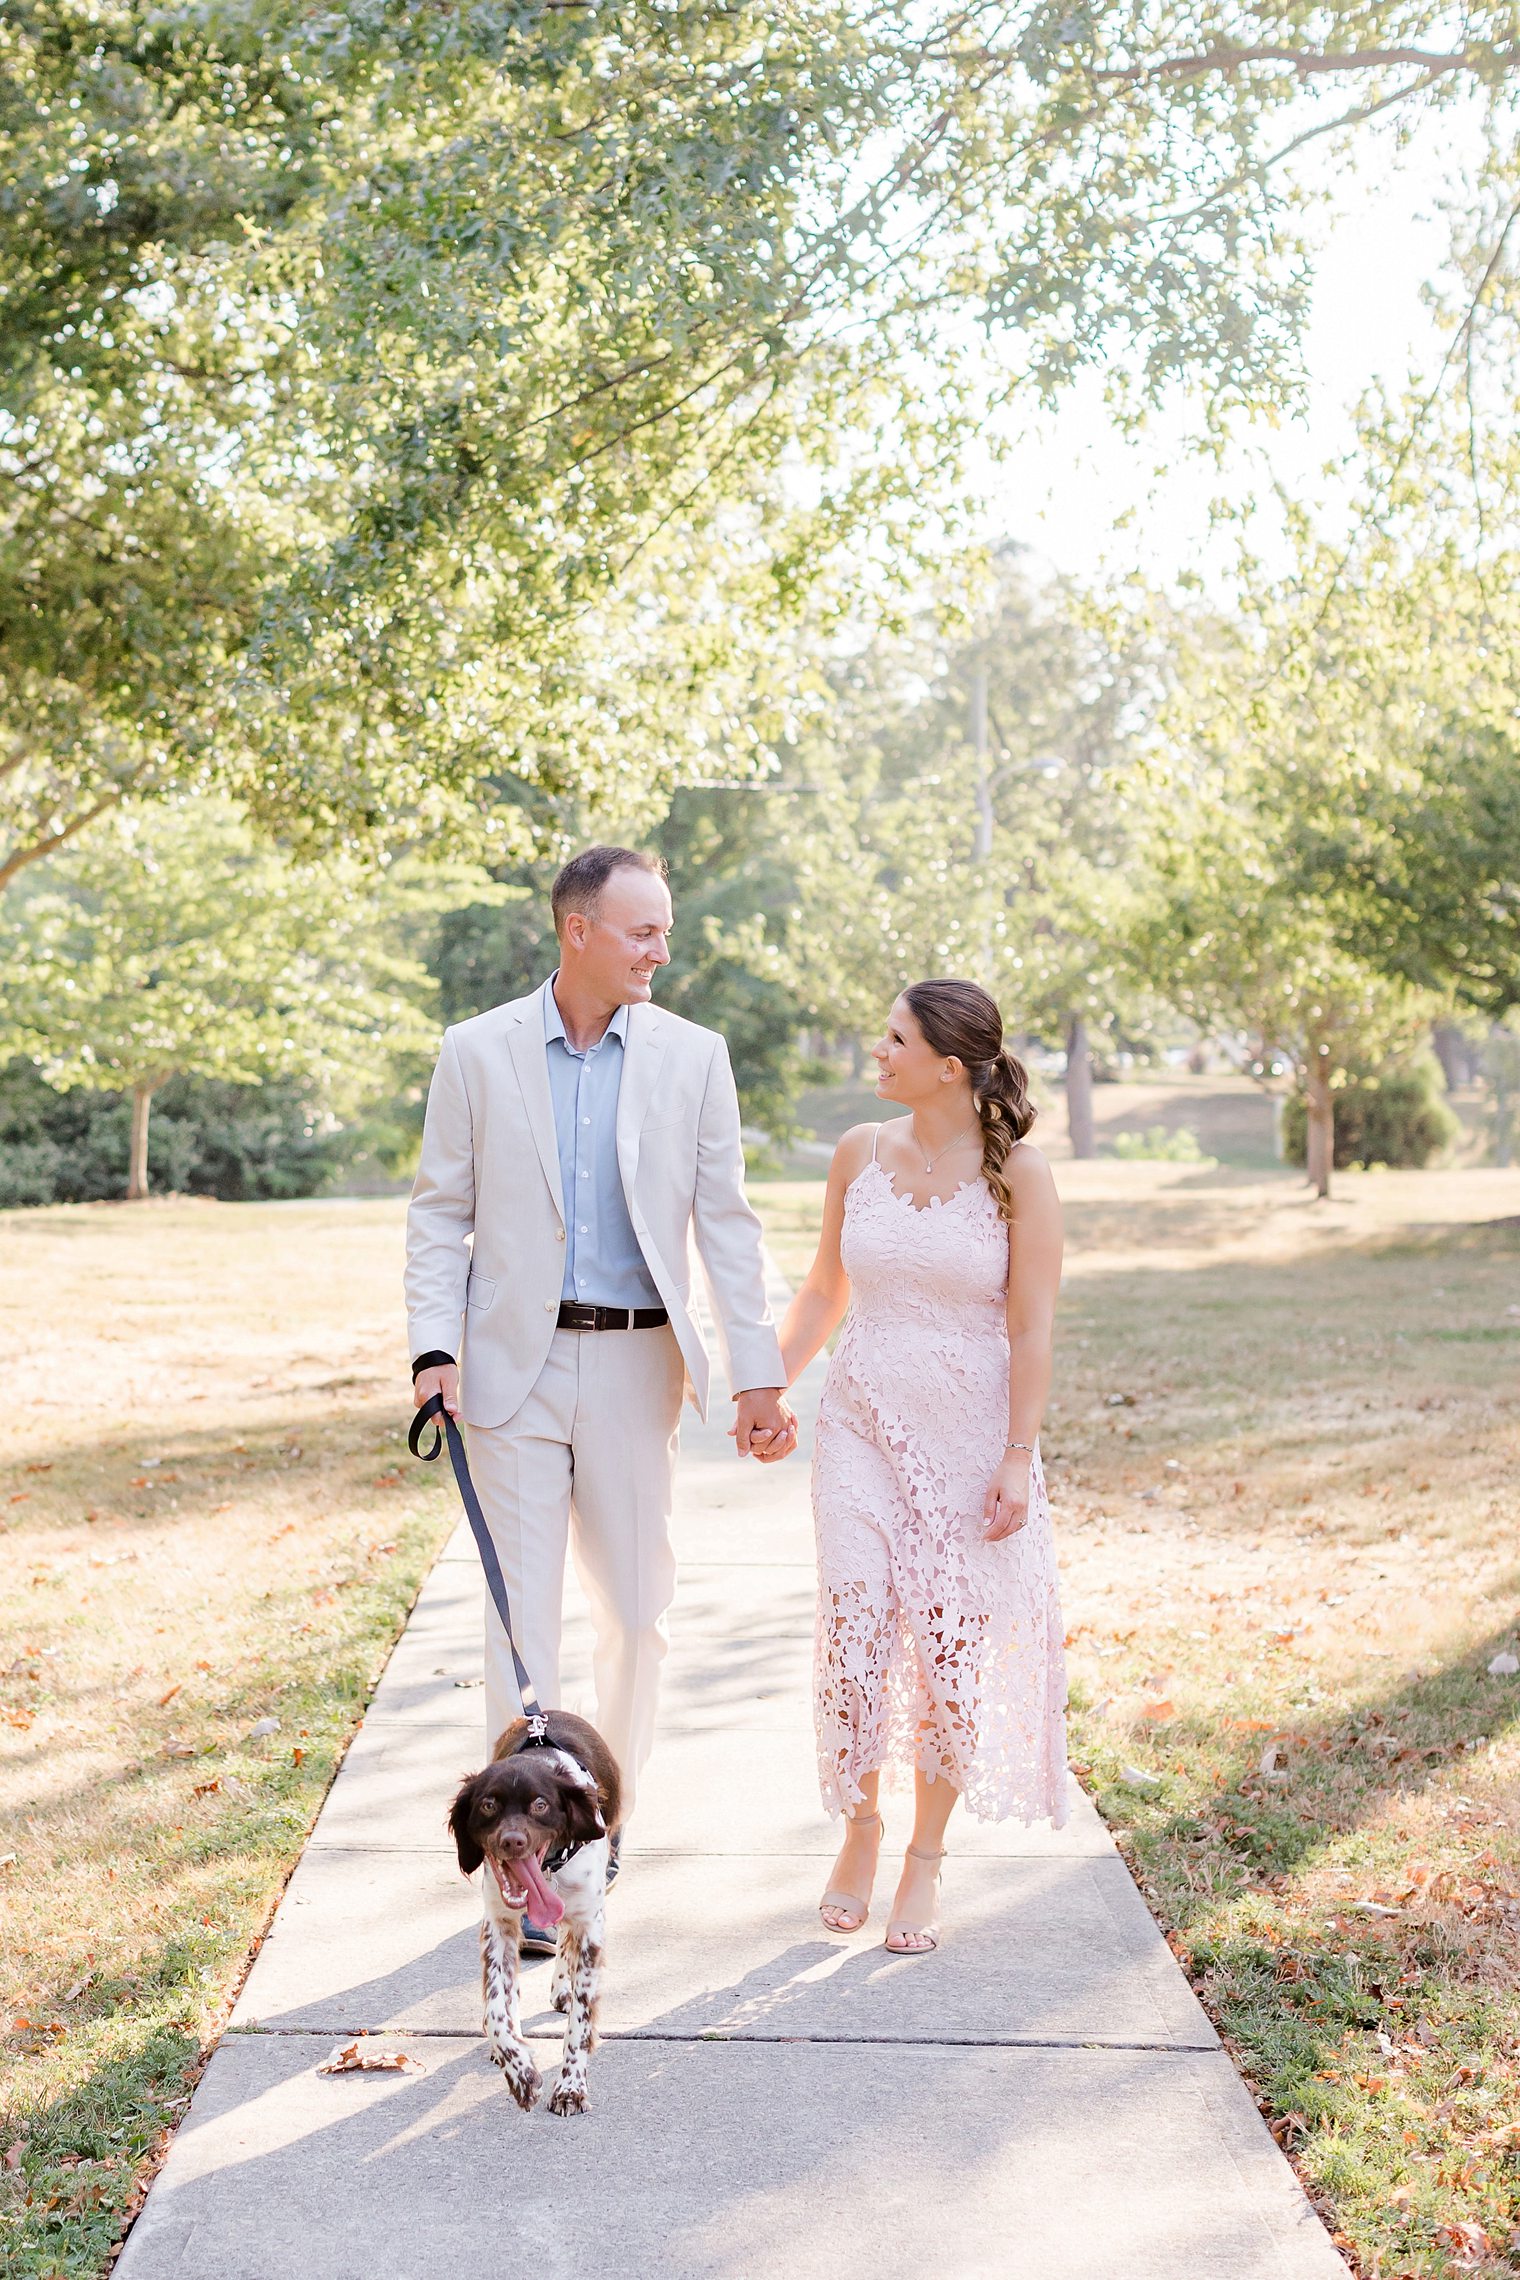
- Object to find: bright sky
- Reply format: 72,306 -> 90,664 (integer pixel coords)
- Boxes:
971,108 -> 1472,588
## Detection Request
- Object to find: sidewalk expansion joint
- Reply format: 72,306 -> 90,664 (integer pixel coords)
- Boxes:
231,2025 -> 1221,2053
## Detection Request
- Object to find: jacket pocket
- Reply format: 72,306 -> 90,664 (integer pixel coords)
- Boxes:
466,1275 -> 496,1312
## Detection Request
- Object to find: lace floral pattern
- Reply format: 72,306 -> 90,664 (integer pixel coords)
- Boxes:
812,1156 -> 1068,1826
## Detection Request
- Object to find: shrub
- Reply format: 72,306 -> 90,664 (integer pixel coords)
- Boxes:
1110,1124 -> 1211,1163
0,1062 -> 353,1205
1280,1056 -> 1457,1171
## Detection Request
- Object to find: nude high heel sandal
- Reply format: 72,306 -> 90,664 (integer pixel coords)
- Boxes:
818,1811 -> 884,1935
884,1842 -> 945,1954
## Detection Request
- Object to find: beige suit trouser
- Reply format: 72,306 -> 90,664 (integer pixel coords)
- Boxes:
463,1323 -> 685,1819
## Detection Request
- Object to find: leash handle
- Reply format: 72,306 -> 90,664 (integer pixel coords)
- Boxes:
408,1391 -> 544,1724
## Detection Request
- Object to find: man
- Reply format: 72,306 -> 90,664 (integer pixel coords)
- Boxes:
406,845 -> 795,1942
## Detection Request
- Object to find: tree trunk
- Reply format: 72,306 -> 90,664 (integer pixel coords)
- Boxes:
128,1082 -> 156,1201
1066,1013 -> 1095,1160
1431,1021 -> 1466,1093
1304,1052 -> 1334,1199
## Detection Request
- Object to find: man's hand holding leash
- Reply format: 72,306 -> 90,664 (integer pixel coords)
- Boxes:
413,1361 -> 461,1421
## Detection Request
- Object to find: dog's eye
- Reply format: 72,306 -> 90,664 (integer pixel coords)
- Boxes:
478,1798 -> 498,1818
528,1797 -> 551,1817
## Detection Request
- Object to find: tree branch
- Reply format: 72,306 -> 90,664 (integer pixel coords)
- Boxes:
1087,41 -> 1520,86
0,793 -> 127,894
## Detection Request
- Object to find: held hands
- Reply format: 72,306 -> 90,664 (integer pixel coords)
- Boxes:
413,1362 -> 461,1420
730,1387 -> 798,1464
983,1449 -> 1032,1541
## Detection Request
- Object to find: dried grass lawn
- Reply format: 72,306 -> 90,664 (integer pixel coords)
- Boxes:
5,1169 -> 1520,2280
758,1160 -> 1520,2280
0,1198 -> 455,2279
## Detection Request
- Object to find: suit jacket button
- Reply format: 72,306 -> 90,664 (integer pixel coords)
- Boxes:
555,1227 -> 565,1241
544,1299 -> 556,1312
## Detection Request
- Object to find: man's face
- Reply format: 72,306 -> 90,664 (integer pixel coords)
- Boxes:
562,867 -> 673,1005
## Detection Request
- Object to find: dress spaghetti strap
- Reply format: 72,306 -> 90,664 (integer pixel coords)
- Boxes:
870,1123 -> 882,1163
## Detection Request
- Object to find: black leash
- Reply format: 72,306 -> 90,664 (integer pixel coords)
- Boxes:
408,1390 -> 548,1739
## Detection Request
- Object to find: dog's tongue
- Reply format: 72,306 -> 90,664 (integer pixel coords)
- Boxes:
518,1850 -> 564,1927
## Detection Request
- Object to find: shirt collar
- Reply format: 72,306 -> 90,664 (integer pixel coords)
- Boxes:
542,974 -> 629,1052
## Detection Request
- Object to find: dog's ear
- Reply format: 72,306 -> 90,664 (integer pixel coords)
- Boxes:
448,1771 -> 486,1877
559,1767 -> 607,1850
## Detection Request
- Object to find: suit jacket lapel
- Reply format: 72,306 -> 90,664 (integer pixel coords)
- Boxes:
506,1003 -> 565,1223
616,1010 -> 667,1204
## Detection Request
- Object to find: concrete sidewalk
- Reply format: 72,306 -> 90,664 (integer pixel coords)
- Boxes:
116,1320 -> 1348,2280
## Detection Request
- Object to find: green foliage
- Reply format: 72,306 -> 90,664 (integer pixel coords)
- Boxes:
0,1060 -> 350,1208
1280,1057 -> 1459,1171
0,801 -> 434,1104
0,798 -> 436,1193
427,790 -> 809,1134
783,556 -> 1167,1051
8,0 -> 1503,883
434,893 -> 557,1029
654,790 -> 811,1139
1110,1124 -> 1211,1163
1162,403 -> 1520,1029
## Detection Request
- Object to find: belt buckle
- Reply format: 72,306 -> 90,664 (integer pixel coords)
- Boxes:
562,1302 -> 596,1331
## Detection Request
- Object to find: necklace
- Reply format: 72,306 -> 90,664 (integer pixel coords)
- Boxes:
908,1116 -> 979,1173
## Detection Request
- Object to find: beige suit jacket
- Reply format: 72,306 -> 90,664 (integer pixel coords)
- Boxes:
404,990 -> 784,1428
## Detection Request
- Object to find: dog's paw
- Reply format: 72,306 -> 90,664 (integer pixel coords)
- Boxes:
546,2075 -> 590,2118
550,1983 -> 570,2016
487,2040 -> 542,2112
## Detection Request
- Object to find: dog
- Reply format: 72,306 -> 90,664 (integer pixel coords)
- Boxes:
448,1709 -> 621,2116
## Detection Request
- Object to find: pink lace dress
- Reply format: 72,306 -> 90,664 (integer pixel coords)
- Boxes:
811,1140 -> 1068,1825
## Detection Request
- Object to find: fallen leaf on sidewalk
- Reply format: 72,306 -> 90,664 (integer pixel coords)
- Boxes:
317,2039 -> 422,2077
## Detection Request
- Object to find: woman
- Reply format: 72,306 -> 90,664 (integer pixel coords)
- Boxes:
778,978 -> 1067,1954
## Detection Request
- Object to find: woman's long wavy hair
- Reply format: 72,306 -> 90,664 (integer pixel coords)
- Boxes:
902,979 -> 1035,1225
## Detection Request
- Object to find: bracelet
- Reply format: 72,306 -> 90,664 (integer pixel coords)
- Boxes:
1005,1440 -> 1034,1455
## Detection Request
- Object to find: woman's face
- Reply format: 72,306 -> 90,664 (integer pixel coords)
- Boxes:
871,997 -> 954,1105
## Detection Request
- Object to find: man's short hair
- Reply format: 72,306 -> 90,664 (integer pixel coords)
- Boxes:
550,845 -> 668,937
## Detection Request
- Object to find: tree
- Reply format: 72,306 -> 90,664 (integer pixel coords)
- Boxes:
1218,408 -> 1520,1019
1143,619 -> 1446,1196
783,560 -> 1167,1153
425,788 -> 812,1137
0,802 -> 435,1197
10,0 -> 1520,880
1483,1016 -> 1520,1166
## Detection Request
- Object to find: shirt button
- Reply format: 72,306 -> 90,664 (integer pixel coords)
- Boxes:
579,1225 -> 589,1234
582,1117 -> 591,1126
579,1169 -> 589,1180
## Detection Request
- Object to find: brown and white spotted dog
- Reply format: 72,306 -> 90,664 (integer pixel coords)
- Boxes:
448,1710 -> 620,2117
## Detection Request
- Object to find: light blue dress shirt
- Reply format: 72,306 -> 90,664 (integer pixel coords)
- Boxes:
542,976 -> 662,1310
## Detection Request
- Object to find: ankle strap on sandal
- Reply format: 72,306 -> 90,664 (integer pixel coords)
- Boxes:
905,1842 -> 946,1862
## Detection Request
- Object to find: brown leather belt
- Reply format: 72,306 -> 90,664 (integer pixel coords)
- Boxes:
556,1301 -> 669,1332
